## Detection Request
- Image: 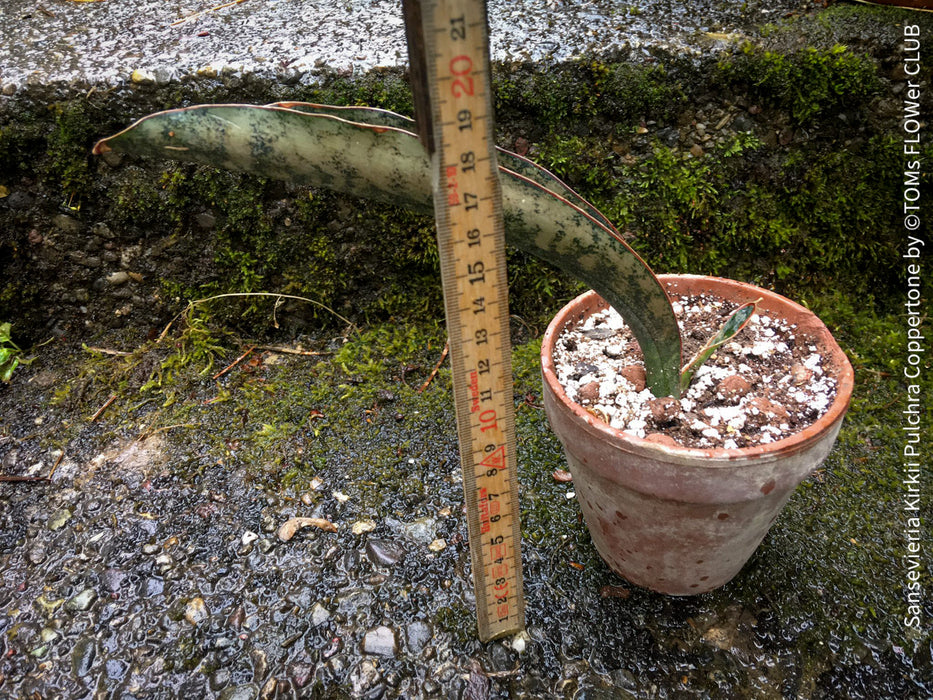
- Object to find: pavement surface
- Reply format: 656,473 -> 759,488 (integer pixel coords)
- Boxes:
1,0 -> 802,90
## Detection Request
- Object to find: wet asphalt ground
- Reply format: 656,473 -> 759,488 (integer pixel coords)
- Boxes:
1,0 -> 803,89
1,0 -> 931,698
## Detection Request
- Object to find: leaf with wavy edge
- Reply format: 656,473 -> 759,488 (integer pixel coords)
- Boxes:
679,300 -> 759,394
93,104 -> 682,397
270,102 -> 620,234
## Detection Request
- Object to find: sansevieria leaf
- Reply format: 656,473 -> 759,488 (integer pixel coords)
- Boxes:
270,102 -> 620,234
94,104 -> 682,397
679,300 -> 759,394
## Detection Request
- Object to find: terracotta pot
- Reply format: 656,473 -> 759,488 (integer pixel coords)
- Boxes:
540,275 -> 854,595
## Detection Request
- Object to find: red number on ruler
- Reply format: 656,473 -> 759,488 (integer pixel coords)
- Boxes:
450,55 -> 474,97
478,408 -> 498,434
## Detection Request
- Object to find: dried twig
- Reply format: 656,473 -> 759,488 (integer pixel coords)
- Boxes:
84,346 -> 133,356
212,345 -> 255,380
90,394 -> 117,422
253,345 -> 331,357
418,341 -> 449,393
46,452 -> 65,481
509,313 -> 538,336
171,0 -> 250,27
0,451 -> 64,483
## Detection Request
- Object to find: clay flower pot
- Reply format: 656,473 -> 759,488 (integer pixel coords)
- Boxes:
540,275 -> 855,595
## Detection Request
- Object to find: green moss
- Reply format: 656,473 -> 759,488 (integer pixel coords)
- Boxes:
142,311 -> 232,390
42,102 -> 104,200
0,115 -> 45,182
329,324 -> 446,381
506,251 -> 585,332
718,43 -> 881,124
600,62 -> 686,126
536,134 -> 618,195
302,69 -> 415,116
346,205 -> 444,322
521,108 -> 919,299
125,162 -> 446,331
435,604 -> 476,644
494,60 -> 685,137
67,315 -> 453,493
110,166 -> 182,231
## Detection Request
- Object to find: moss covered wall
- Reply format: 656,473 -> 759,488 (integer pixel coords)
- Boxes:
0,5 -> 930,347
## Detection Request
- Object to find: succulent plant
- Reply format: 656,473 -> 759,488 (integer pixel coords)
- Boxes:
94,103 -> 753,398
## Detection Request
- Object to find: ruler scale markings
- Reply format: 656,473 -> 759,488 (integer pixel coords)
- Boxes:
406,0 -> 525,641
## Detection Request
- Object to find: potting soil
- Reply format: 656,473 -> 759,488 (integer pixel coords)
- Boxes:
553,293 -> 838,449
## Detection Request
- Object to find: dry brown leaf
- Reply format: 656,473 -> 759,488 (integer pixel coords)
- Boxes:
277,517 -> 337,542
599,585 -> 631,599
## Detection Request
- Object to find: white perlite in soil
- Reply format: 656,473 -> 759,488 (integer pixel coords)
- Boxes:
554,294 -> 838,449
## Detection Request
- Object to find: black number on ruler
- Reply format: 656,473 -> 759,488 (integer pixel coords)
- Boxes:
450,15 -> 466,41
461,151 -> 476,172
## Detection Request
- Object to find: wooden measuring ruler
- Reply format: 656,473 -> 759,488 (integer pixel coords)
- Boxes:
403,0 -> 525,641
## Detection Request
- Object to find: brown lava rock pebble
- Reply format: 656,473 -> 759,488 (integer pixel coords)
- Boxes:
748,398 -> 789,422
716,374 -> 751,402
577,381 -> 601,404
644,433 -> 679,447
619,365 -> 647,392
648,397 -> 681,424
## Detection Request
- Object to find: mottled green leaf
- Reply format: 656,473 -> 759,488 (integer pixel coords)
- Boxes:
94,104 -> 682,397
270,102 -> 620,233
95,105 -> 433,210
679,300 -> 758,394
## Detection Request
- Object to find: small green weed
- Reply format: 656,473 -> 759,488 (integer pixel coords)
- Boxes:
0,323 -> 28,382
140,310 -> 231,392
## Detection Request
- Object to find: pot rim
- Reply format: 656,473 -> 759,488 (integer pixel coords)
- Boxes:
540,274 -> 855,463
